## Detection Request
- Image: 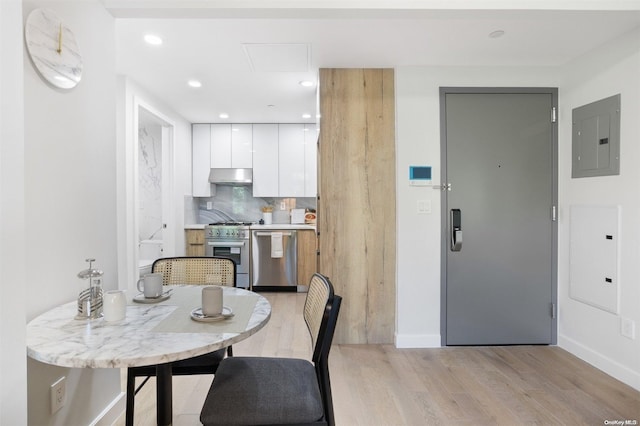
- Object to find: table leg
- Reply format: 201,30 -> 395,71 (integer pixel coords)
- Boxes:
156,363 -> 172,426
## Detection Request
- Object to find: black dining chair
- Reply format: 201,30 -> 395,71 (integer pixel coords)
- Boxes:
126,256 -> 237,426
200,272 -> 342,426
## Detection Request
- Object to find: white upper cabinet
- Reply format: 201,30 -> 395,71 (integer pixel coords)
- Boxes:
210,124 -> 232,168
304,124 -> 318,197
252,124 -> 279,197
279,124 -> 306,197
192,124 -> 214,197
253,123 -> 318,198
210,124 -> 253,169
194,122 -> 316,198
231,124 -> 253,168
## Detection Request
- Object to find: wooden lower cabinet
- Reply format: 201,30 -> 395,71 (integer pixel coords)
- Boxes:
297,230 -> 317,286
185,229 -> 205,256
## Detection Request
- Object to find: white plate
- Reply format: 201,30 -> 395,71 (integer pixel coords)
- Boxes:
132,292 -> 171,304
190,306 -> 234,322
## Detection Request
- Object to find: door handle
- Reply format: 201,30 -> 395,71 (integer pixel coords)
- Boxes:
451,209 -> 462,252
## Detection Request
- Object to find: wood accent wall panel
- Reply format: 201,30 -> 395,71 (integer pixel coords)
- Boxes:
318,68 -> 396,344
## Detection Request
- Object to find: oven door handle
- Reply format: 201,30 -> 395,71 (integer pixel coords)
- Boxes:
207,242 -> 246,247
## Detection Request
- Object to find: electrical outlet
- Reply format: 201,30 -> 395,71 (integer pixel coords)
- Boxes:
206,201 -> 213,210
621,318 -> 636,340
50,376 -> 66,413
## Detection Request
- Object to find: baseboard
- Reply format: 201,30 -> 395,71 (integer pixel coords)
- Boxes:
559,334 -> 640,391
395,333 -> 441,348
91,391 -> 125,426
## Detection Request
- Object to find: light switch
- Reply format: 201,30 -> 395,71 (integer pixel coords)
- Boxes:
206,201 -> 213,210
417,200 -> 431,214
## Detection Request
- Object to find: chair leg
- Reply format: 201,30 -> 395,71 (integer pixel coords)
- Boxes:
125,369 -> 135,426
318,363 -> 335,426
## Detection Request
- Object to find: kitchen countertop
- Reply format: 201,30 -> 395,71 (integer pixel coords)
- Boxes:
184,224 -> 315,231
185,224 -> 206,230
250,224 -> 315,230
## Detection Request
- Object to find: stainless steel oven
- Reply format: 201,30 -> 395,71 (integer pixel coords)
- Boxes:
205,223 -> 251,288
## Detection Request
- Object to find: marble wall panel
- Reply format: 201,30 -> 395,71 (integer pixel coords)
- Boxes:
138,123 -> 163,240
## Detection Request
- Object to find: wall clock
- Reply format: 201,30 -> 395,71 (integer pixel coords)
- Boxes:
24,8 -> 83,89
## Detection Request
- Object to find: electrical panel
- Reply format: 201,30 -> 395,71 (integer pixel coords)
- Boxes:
572,94 -> 620,178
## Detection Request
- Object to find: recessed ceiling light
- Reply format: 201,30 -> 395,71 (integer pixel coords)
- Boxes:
489,30 -> 505,39
187,80 -> 202,88
219,113 -> 229,119
302,113 -> 312,119
144,34 -> 163,45
299,80 -> 314,87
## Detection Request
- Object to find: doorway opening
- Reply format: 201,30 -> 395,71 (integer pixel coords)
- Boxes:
137,107 -> 168,275
130,99 -> 175,285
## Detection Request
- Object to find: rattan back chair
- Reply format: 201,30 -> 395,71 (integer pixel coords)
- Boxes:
126,256 -> 237,426
152,256 -> 236,287
200,273 -> 342,426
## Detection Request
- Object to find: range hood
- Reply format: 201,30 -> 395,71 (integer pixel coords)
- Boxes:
208,168 -> 252,185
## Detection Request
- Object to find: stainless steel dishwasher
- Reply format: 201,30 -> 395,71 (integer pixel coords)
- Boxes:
251,229 -> 297,290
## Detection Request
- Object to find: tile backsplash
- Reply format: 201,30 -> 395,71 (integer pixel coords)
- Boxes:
186,185 -> 315,224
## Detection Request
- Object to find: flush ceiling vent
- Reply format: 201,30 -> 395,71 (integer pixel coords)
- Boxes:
242,43 -> 310,72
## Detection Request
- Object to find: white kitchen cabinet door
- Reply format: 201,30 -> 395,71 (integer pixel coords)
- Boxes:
279,124 -> 306,197
211,124 -> 232,168
192,124 -> 213,197
304,124 -> 318,197
252,124 -> 279,197
231,124 -> 252,168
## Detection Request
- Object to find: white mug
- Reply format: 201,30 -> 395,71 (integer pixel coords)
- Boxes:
103,290 -> 126,321
137,273 -> 163,298
202,286 -> 223,316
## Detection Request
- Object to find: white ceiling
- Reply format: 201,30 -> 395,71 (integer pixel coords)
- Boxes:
111,3 -> 640,124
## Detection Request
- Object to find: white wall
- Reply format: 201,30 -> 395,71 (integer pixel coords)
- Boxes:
395,66 -> 558,348
557,28 -> 640,390
395,30 -> 640,391
0,0 -> 28,424
23,0 -> 122,424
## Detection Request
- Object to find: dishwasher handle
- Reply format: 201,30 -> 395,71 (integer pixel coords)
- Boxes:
254,231 -> 294,237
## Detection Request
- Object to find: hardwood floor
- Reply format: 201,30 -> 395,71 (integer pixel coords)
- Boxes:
115,292 -> 640,426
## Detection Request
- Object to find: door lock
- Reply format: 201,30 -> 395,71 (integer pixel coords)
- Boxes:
451,209 -> 462,252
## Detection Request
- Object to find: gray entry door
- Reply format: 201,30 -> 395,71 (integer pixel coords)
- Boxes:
442,90 -> 557,345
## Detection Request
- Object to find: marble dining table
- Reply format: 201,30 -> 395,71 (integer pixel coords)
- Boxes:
26,285 -> 272,425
